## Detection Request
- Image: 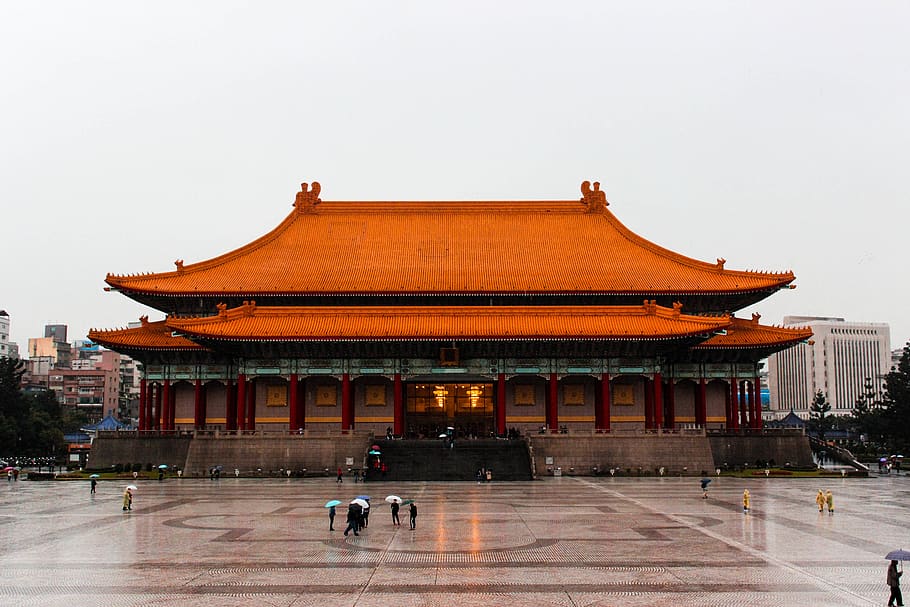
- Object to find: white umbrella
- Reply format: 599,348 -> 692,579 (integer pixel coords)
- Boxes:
126,485 -> 137,491
351,498 -> 369,509
385,495 -> 402,504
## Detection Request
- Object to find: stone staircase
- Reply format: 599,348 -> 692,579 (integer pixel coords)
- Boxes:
366,438 -> 533,481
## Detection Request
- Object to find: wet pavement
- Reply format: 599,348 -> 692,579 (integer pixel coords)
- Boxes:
1,474 -> 907,606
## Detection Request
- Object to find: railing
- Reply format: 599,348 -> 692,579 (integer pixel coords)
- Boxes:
96,429 -> 375,439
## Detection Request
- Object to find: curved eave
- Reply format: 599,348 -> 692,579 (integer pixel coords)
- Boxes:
165,303 -> 732,343
104,195 -> 794,297
87,323 -> 207,352
692,320 -> 813,351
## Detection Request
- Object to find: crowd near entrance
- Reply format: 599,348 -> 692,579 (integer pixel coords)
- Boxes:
404,383 -> 494,439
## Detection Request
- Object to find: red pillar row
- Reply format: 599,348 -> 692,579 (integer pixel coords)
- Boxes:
739,381 -> 748,428
246,379 -> 256,430
652,373 -> 663,429
193,379 -> 206,429
547,373 -> 559,431
394,373 -> 404,437
225,379 -> 236,431
696,378 -> 707,427
596,374 -> 611,432
753,375 -> 763,429
665,378 -> 675,429
495,373 -> 506,436
289,374 -> 299,433
728,379 -> 739,430
236,374 -> 247,431
341,373 -> 352,431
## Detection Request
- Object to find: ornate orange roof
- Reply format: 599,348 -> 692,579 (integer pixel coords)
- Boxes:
88,317 -> 205,351
694,314 -> 813,349
164,300 -> 731,341
105,182 -> 794,300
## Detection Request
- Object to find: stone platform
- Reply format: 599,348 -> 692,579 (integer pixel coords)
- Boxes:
1,475 -> 902,606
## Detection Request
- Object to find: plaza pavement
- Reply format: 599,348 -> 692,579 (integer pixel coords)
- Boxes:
1,474 -> 907,606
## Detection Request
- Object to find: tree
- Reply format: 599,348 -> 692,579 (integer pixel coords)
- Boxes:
0,357 -> 28,453
808,389 -> 832,441
881,341 -> 910,452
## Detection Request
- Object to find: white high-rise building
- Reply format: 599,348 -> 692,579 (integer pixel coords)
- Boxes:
767,316 -> 890,418
0,310 -> 9,357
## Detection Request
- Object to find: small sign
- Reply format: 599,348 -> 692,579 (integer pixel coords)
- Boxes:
545,457 -> 554,465
346,457 -> 354,466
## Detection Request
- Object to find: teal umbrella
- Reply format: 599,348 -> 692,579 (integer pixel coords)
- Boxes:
324,500 -> 341,508
158,464 -> 168,469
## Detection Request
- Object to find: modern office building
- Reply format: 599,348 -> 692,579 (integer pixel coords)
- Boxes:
767,316 -> 890,417
0,310 -> 10,358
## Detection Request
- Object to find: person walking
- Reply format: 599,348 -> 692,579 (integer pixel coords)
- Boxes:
344,503 -> 360,536
825,489 -> 834,515
391,501 -> 400,526
90,478 -> 97,495
337,467 -> 343,483
742,489 -> 750,513
700,478 -> 710,499
328,505 -> 336,531
122,488 -> 132,511
887,559 -> 903,607
409,502 -> 417,530
815,489 -> 826,512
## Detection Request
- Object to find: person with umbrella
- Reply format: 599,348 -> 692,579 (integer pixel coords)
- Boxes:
887,557 -> 903,607
328,505 -> 336,531
90,477 -> 97,495
700,478 -> 711,499
122,487 -> 133,511
344,501 -> 361,536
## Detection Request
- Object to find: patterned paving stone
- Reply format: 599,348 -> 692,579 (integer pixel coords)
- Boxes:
1,475 -> 906,605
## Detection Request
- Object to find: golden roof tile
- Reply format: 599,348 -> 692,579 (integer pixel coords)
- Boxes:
105,182 -> 794,298
88,317 -> 205,351
165,301 -> 731,341
694,314 -> 813,349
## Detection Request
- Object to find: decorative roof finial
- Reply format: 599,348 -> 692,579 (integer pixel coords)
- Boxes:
174,259 -> 184,273
715,258 -> 726,270
581,180 -> 608,213
294,181 -> 322,213
139,315 -> 149,327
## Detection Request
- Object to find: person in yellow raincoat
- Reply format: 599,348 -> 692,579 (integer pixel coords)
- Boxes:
122,488 -> 132,511
816,489 -> 826,512
742,489 -> 750,513
825,489 -> 834,514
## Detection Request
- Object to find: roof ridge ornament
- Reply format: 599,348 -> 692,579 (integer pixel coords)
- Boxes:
581,180 -> 608,213
139,315 -> 149,327
294,181 -> 322,213
715,258 -> 726,270
174,259 -> 184,273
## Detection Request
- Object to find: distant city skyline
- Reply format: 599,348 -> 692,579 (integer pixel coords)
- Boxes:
3,2 -> 908,351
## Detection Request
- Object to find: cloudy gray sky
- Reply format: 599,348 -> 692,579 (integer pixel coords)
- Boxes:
2,2 -> 908,352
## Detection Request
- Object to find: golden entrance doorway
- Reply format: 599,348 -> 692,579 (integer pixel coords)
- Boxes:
404,383 -> 494,439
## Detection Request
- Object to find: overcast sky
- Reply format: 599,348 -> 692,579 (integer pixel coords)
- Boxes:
2,2 -> 908,353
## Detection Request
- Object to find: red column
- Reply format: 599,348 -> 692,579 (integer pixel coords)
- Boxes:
139,378 -> 147,431
547,373 -> 559,431
644,378 -> 653,429
154,383 -> 162,430
341,373 -> 352,431
728,379 -> 739,430
495,373 -> 506,436
161,381 -> 171,431
665,378 -> 675,429
739,381 -> 748,428
754,375 -> 763,429
289,374 -> 299,433
169,383 -> 177,430
747,380 -> 756,429
193,379 -> 204,429
653,373 -> 664,429
696,378 -> 707,427
394,373 -> 404,437
598,374 -> 611,432
236,374 -> 246,431
247,379 -> 256,431
225,380 -> 236,431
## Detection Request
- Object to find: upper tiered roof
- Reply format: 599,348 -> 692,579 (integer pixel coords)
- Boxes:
105,182 -> 794,313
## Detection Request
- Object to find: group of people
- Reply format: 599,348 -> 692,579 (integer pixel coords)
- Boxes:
815,489 -> 835,514
328,499 -> 417,534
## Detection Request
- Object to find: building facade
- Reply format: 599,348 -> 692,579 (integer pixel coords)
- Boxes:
767,316 -> 891,417
91,181 -> 811,437
0,310 -> 9,358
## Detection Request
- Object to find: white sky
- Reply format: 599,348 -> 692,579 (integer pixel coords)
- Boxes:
2,2 -> 908,352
